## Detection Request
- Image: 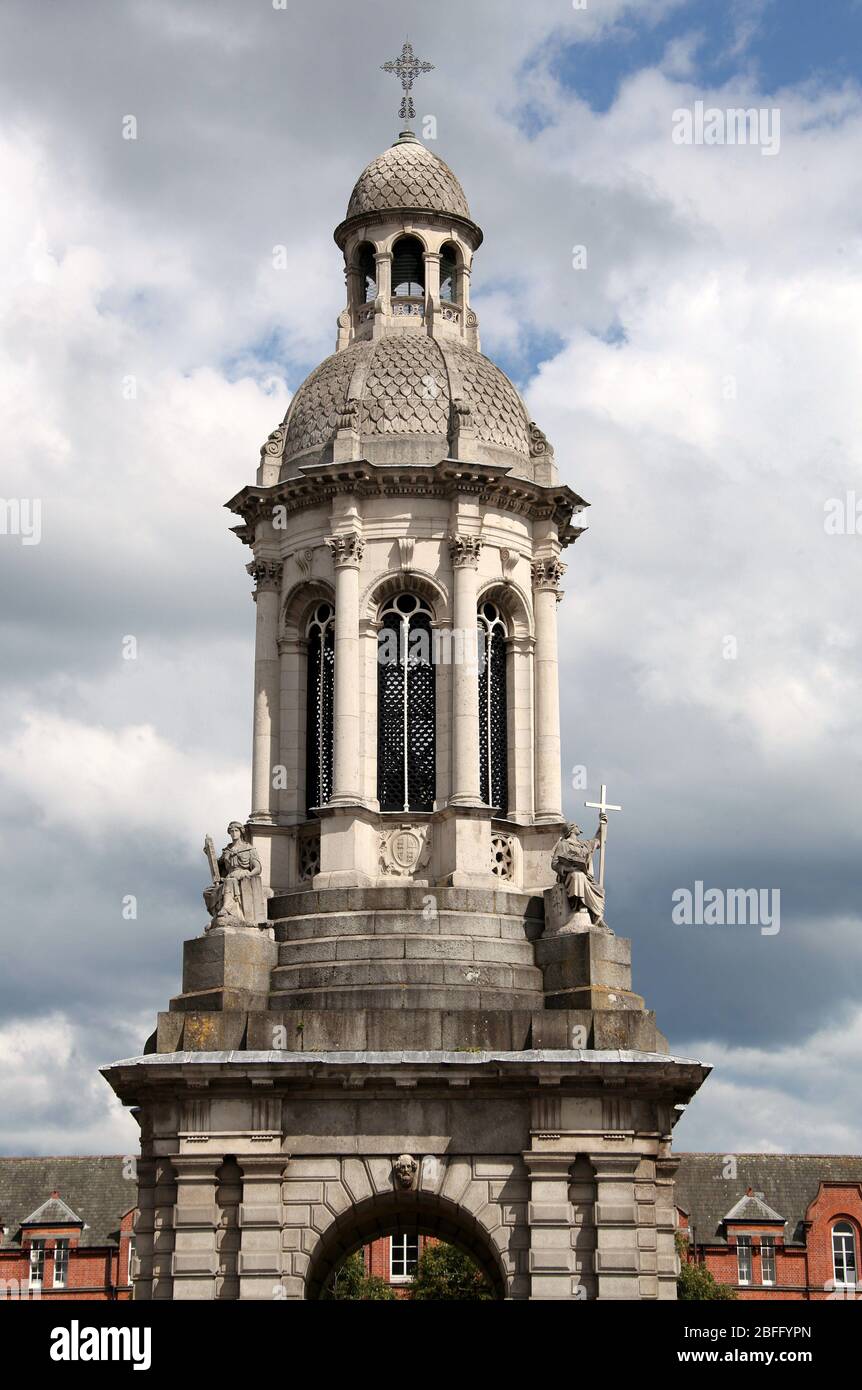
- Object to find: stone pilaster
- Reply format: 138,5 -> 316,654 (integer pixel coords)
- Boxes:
327,531 -> 364,806
248,559 -> 283,824
531,556 -> 565,823
656,1154 -> 682,1299
591,1153 -> 642,1300
171,1153 -> 223,1300
132,1156 -> 177,1302
449,534 -> 482,807
524,1149 -> 576,1300
237,1155 -> 288,1301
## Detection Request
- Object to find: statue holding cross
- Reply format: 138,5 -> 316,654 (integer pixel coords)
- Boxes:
549,784 -> 622,933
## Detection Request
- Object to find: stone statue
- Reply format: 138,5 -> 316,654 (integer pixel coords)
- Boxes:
550,814 -> 608,930
203,822 -> 269,931
393,1154 -> 418,1190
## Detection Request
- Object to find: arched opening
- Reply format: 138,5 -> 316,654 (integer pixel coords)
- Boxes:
305,601 -> 335,813
832,1221 -> 858,1286
377,594 -> 435,813
478,601 -> 509,815
305,1190 -> 507,1300
356,242 -> 377,303
391,235 -> 425,298
439,242 -> 460,303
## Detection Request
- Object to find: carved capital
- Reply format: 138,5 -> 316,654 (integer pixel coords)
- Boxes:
448,533 -> 482,569
326,532 -> 365,569
531,557 -> 566,594
246,559 -> 284,594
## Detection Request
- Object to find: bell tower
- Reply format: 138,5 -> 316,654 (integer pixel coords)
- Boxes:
234,121 -> 583,902
103,83 -> 709,1302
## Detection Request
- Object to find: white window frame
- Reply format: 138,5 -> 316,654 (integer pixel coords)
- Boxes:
29,1239 -> 46,1290
127,1237 -> 135,1285
760,1235 -> 776,1286
832,1222 -> 857,1287
389,1232 -> 419,1283
52,1238 -> 69,1289
736,1234 -> 752,1285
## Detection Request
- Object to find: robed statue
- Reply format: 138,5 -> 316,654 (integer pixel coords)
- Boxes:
550,814 -> 608,929
203,821 -> 269,930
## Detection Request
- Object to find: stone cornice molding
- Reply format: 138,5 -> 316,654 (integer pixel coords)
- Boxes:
226,460 -> 587,548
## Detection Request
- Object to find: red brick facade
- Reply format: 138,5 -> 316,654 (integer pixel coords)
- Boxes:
677,1167 -> 862,1300
0,1209 -> 135,1301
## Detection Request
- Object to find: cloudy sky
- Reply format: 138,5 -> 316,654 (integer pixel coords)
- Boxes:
1,0 -> 860,1158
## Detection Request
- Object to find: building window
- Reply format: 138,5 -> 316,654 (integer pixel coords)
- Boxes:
760,1236 -> 775,1285
53,1239 -> 69,1289
478,602 -> 508,815
391,236 -> 425,297
29,1240 -> 45,1290
736,1235 -> 752,1284
832,1222 -> 858,1287
357,242 -> 377,303
127,1237 -> 136,1286
377,595 -> 435,813
440,243 -> 459,303
390,1233 -> 419,1281
305,603 -> 335,814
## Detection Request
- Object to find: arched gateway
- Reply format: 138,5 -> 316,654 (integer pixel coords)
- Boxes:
102,66 -> 709,1302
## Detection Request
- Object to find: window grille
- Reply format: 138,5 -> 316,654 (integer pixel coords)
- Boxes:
305,603 -> 335,814
378,595 -> 435,812
478,602 -> 508,814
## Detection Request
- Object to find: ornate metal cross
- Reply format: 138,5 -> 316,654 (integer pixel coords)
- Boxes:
381,40 -> 434,123
584,783 -> 622,888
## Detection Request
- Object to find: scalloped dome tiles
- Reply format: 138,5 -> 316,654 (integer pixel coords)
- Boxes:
345,134 -> 472,222
282,333 -> 532,462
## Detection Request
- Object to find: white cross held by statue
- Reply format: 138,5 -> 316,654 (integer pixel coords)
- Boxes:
584,783 -> 622,887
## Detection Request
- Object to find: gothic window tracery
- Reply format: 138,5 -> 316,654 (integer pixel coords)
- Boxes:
377,594 -> 435,812
478,601 -> 508,815
305,603 -> 335,814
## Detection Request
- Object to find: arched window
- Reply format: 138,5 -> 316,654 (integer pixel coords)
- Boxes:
833,1222 -> 857,1286
357,242 -> 377,303
478,602 -> 508,815
391,236 -> 425,297
305,603 -> 334,814
440,243 -> 459,303
378,594 -> 435,812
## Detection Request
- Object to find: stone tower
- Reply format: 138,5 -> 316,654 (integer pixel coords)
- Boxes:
103,127 -> 708,1301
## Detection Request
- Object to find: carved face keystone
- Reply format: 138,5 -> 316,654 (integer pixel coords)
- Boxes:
393,1154 -> 418,1189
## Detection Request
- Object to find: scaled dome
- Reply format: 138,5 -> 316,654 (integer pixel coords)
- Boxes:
281,333 -> 532,473
345,131 -> 472,223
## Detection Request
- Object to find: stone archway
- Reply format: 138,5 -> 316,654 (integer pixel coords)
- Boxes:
305,1189 -> 508,1300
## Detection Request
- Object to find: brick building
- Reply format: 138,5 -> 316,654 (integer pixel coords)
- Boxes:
676,1153 -> 862,1300
0,1157 -> 135,1300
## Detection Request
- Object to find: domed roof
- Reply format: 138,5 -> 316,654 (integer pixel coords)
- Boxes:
281,333 -> 532,466
345,131 -> 472,223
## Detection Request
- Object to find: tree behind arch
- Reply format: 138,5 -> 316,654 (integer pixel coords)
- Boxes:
410,1243 -> 494,1301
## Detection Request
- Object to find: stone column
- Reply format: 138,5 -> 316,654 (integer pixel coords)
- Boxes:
171,1154 -> 222,1300
524,1150 -> 576,1300
509,634 -> 535,818
449,534 -> 482,806
591,1154 -> 642,1300
373,250 -> 392,336
248,559 -> 284,824
237,1155 -> 288,1300
531,557 -> 565,822
326,532 -> 364,805
277,635 -> 305,818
